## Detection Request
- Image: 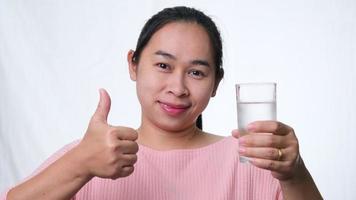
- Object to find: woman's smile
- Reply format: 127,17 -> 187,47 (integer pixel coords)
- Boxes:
158,100 -> 191,116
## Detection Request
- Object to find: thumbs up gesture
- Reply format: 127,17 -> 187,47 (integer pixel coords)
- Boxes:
76,89 -> 139,179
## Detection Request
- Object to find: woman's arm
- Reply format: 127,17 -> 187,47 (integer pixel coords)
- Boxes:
279,158 -> 322,200
7,89 -> 139,200
7,146 -> 93,200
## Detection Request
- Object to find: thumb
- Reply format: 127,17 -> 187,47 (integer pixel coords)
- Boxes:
92,88 -> 111,123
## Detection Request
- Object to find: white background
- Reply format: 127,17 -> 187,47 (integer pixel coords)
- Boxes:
0,0 -> 355,199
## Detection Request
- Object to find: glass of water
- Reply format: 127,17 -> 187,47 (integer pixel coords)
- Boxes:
236,82 -> 277,163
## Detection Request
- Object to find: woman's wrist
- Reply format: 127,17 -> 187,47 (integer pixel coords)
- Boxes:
279,156 -> 306,185
279,157 -> 323,199
65,145 -> 95,181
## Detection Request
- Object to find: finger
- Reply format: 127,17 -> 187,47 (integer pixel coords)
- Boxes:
239,147 -> 281,160
117,140 -> 139,154
91,88 -> 111,123
247,121 -> 292,136
120,166 -> 135,177
121,154 -> 138,165
239,134 -> 285,148
116,127 -> 139,141
111,165 -> 135,179
232,129 -> 252,138
231,129 -> 240,138
109,127 -> 138,141
249,158 -> 286,172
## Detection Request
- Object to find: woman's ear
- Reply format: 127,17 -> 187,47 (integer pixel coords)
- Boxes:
211,79 -> 221,97
211,69 -> 224,97
127,50 -> 137,81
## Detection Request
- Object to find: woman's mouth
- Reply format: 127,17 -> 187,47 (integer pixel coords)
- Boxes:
158,101 -> 191,116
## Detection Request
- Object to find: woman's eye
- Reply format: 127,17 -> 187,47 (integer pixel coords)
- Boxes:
189,70 -> 205,78
157,63 -> 169,70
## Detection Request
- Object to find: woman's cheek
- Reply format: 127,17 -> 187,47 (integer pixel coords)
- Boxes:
194,87 -> 213,108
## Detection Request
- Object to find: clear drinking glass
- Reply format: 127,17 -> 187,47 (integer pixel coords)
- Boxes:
236,82 -> 277,163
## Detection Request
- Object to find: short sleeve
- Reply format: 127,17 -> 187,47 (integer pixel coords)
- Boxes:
0,190 -> 9,200
0,140 -> 80,200
29,140 -> 80,177
276,185 -> 284,200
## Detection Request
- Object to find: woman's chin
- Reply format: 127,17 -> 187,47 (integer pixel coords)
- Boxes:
153,119 -> 195,133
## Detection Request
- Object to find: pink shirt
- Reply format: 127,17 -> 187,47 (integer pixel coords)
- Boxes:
1,136 -> 283,200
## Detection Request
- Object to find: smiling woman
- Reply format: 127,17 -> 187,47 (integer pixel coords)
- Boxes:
127,21 -> 220,140
3,6 -> 322,200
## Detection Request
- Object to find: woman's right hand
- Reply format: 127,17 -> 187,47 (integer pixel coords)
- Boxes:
76,89 -> 139,180
6,89 -> 139,200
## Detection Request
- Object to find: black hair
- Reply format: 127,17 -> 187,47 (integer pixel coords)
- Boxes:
133,6 -> 224,130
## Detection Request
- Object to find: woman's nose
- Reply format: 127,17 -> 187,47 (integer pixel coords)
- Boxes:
167,74 -> 189,97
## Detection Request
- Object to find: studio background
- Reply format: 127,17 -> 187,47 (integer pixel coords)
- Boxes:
0,0 -> 355,199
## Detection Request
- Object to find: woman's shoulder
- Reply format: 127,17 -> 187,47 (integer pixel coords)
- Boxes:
200,132 -> 225,144
200,132 -> 238,146
190,131 -> 239,153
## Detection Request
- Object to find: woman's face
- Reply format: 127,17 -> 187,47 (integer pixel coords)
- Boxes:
128,22 -> 217,132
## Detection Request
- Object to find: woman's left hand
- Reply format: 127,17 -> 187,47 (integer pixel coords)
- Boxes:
232,121 -> 301,181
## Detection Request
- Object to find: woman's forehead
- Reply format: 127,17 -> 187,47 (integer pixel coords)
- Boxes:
142,22 -> 214,63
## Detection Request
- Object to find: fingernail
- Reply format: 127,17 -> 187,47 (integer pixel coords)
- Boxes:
247,123 -> 256,131
238,147 -> 246,153
231,129 -> 240,138
238,137 -> 245,145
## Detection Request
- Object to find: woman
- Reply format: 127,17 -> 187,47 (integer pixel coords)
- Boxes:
3,6 -> 322,200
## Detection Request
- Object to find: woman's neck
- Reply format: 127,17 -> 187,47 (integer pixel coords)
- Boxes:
136,122 -> 204,150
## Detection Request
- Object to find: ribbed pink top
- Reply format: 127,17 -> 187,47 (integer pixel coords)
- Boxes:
1,136 -> 283,200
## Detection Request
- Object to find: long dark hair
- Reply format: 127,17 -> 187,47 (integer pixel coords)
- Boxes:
132,6 -> 224,130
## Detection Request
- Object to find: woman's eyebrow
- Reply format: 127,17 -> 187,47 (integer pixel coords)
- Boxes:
191,60 -> 211,68
154,50 -> 176,60
154,50 -> 211,68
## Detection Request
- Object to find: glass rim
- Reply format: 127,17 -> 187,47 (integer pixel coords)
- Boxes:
235,82 -> 276,86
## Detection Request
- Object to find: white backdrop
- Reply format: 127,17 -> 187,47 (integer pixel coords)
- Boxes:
1,0 -> 355,199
